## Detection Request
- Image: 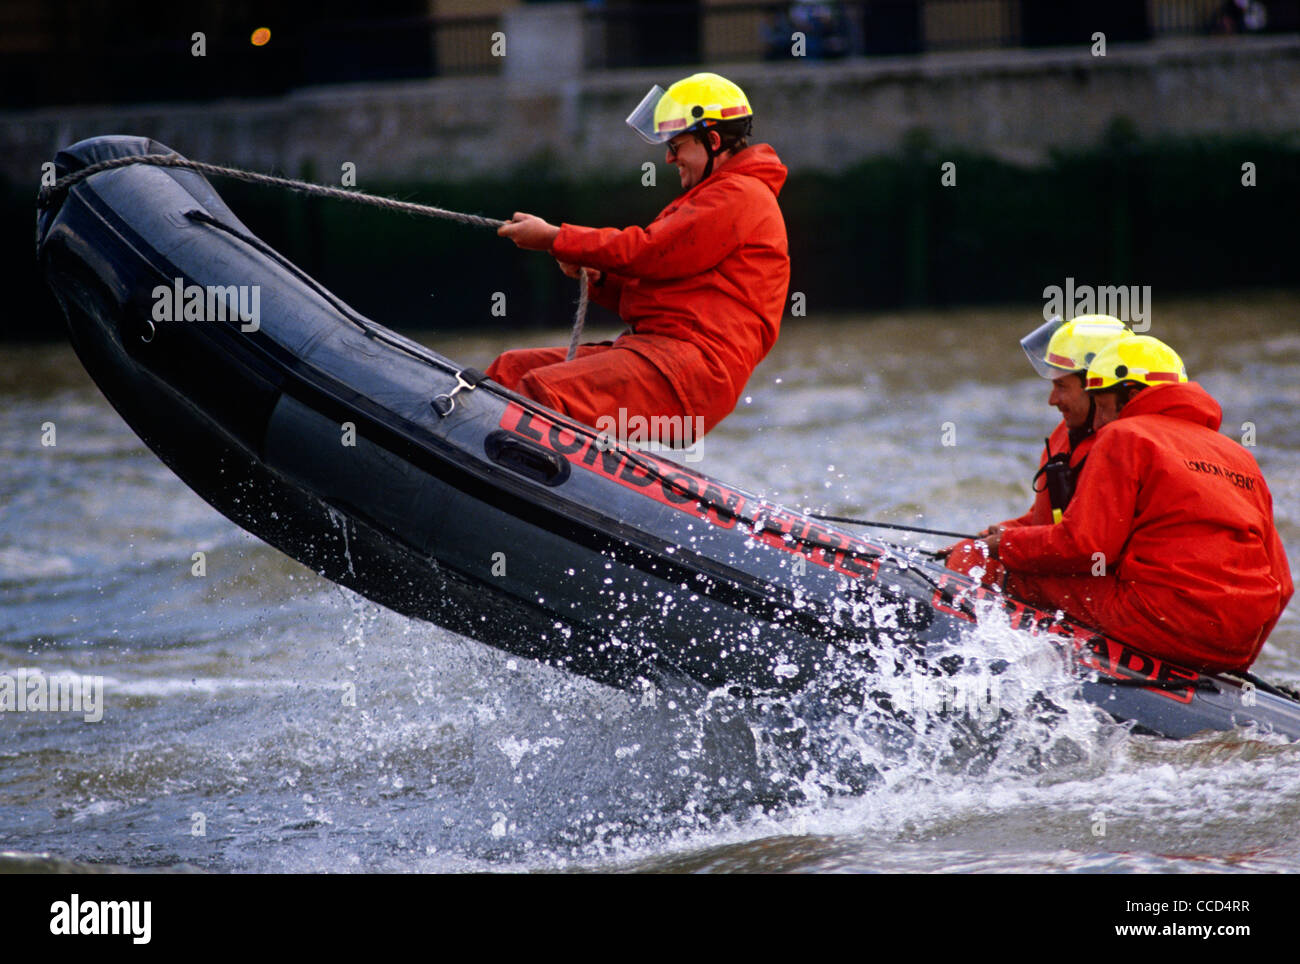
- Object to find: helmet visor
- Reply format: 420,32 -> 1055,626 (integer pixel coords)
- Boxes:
1020,315 -> 1070,380
626,85 -> 676,144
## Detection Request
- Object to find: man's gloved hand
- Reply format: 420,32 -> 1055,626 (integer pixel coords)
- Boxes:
938,523 -> 1002,564
983,525 -> 1003,559
498,212 -> 561,251
556,260 -> 602,285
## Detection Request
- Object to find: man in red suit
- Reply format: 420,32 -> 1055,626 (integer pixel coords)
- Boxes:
488,72 -> 790,443
980,335 -> 1292,673
945,314 -> 1130,572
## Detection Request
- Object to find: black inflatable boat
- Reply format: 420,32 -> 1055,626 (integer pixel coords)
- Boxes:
35,135 -> 1300,741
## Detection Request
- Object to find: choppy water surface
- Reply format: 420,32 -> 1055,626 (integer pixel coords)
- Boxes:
2,292 -> 1298,873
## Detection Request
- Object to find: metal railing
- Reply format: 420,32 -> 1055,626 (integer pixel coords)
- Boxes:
6,2 -> 1296,110
298,16 -> 502,86
585,0 -> 1298,68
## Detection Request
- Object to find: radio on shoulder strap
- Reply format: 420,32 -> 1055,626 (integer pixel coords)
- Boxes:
1032,437 -> 1085,524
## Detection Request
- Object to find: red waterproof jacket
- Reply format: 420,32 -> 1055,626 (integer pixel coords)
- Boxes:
1000,382 -> 1293,670
550,144 -> 790,434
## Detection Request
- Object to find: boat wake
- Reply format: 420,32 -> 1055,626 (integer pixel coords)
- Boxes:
228,589 -> 1131,871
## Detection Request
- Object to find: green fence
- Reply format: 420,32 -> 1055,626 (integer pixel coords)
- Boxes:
10,127 -> 1298,341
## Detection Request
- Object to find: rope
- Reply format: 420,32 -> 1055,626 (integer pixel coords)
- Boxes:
805,512 -> 974,541
36,153 -> 505,228
37,151 -> 608,358
566,268 -> 589,361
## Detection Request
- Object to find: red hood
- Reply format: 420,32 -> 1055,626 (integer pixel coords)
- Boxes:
707,143 -> 787,198
1117,380 -> 1223,430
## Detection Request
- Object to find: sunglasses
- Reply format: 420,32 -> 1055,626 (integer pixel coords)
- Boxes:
666,137 -> 691,159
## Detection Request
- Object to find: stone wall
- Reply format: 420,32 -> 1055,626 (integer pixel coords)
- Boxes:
4,31 -> 1298,188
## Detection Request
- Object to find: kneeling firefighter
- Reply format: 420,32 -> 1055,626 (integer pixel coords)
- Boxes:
944,314 -> 1131,571
970,335 -> 1292,673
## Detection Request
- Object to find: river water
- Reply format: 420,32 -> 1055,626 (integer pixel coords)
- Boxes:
1,291 -> 1297,873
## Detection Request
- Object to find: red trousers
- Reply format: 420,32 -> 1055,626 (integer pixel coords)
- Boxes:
486,343 -> 687,432
948,540 -> 1118,621
945,542 -> 1248,672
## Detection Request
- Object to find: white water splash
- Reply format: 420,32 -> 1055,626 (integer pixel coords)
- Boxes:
325,507 -> 356,577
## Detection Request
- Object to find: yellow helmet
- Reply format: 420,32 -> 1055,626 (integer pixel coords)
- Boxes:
626,72 -> 753,145
1085,335 -> 1188,391
1020,314 -> 1131,380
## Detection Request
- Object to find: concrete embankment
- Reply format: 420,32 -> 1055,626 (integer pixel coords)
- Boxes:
3,35 -> 1298,184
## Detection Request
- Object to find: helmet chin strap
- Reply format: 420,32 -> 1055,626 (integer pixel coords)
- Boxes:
1068,394 -> 1097,448
1115,382 -> 1144,412
699,129 -> 725,179
1067,373 -> 1097,447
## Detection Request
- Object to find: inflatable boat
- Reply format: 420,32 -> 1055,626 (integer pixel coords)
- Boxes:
36,136 -> 1300,741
